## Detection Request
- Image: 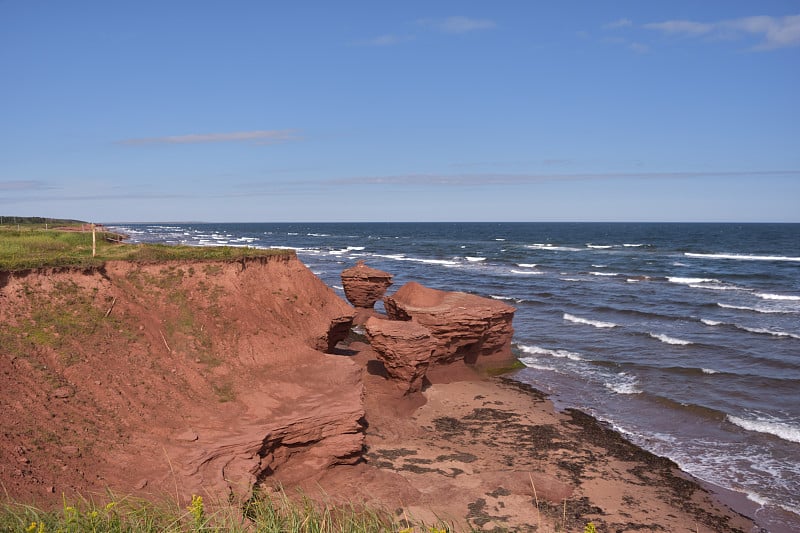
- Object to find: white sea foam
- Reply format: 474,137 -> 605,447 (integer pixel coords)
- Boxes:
494,238 -> 505,241
649,333 -> 693,345
688,284 -> 741,291
623,243 -> 644,247
518,358 -> 559,372
465,256 -> 486,262
604,373 -> 641,394
702,368 -> 719,374
563,313 -> 617,328
727,414 -> 800,444
685,252 -> 800,262
590,271 -> 618,277
516,263 -> 537,268
332,285 -> 344,290
701,318 -> 722,326
307,233 -> 331,237
490,295 -> 515,301
329,247 -> 364,255
510,269 -> 544,275
668,277 -> 718,285
744,491 -> 770,507
526,243 -> 582,251
736,325 -> 800,340
560,278 -> 584,282
374,253 -> 459,266
519,344 -> 583,361
756,293 -> 800,301
587,244 -> 613,249
717,303 -> 784,314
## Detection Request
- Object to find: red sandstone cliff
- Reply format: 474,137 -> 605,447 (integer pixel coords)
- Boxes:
0,255 -> 361,502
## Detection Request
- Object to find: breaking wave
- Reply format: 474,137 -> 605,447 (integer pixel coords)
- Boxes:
563,313 -> 617,328
649,333 -> 693,345
727,414 -> 800,444
685,252 -> 800,262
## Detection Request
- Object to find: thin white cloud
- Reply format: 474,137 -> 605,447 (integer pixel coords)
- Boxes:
330,170 -> 799,187
605,18 -> 633,30
629,42 -> 649,54
644,14 -> 800,49
0,180 -> 53,191
119,129 -> 300,145
418,16 -> 497,34
725,15 -> 800,49
644,20 -> 713,36
356,34 -> 416,47
441,16 -> 496,33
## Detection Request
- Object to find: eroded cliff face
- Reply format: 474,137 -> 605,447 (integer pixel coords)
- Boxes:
0,255 -> 361,503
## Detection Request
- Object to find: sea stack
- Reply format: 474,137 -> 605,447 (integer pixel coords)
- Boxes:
340,261 -> 393,309
383,281 -> 516,369
364,317 -> 436,394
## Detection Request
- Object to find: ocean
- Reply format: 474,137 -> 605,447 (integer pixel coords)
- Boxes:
109,222 -> 799,531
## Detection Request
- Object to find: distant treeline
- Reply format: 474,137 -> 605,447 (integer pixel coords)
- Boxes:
0,216 -> 86,226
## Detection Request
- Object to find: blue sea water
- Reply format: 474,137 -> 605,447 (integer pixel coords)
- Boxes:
111,222 -> 800,531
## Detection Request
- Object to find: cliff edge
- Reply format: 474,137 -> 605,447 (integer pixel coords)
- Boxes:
0,255 -> 361,502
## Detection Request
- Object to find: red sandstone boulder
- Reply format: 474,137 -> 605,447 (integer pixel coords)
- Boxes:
383,282 -> 516,368
341,261 -> 393,309
364,317 -> 436,394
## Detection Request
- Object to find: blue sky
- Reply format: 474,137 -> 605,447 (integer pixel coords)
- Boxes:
1,1 -> 798,222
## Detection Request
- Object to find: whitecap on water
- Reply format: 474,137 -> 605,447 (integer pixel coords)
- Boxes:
649,332 -> 693,345
756,293 -> 800,301
735,325 -> 800,340
604,372 -> 641,395
563,313 -> 617,328
727,414 -> 800,444
668,276 -> 719,285
518,344 -> 583,361
686,252 -> 800,262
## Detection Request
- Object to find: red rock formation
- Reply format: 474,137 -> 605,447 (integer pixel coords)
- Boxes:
383,282 -> 516,368
340,261 -> 393,309
364,317 -> 436,394
0,255 -> 363,503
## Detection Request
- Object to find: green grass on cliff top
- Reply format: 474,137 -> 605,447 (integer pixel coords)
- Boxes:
0,220 -> 291,271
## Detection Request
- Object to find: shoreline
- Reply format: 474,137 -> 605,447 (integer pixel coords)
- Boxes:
502,376 -> 798,533
288,339 -> 759,532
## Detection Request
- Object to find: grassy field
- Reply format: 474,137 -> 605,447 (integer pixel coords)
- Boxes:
0,220 -> 291,271
0,490 -> 442,533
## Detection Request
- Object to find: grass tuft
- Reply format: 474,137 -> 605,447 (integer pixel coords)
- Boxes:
0,489 -> 459,532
